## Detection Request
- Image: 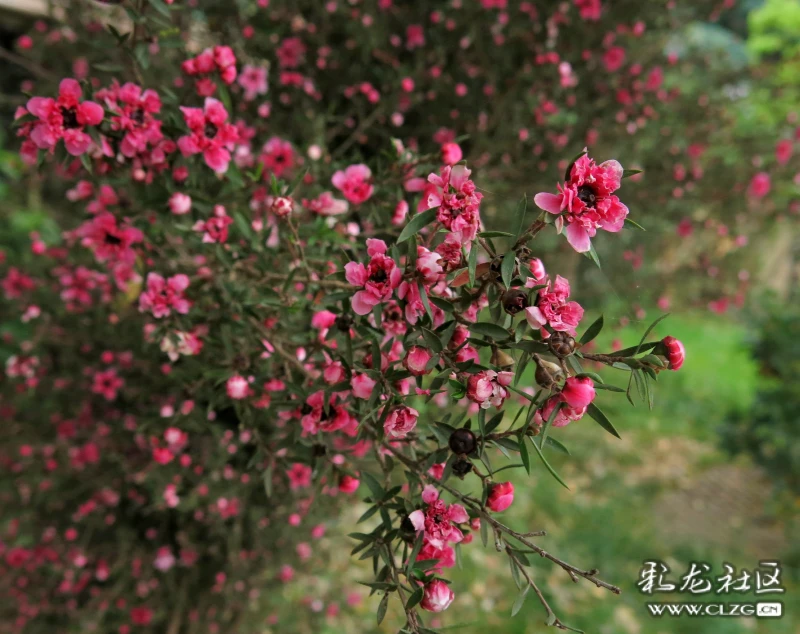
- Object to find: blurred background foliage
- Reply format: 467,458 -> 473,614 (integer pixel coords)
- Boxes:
0,0 -> 799,632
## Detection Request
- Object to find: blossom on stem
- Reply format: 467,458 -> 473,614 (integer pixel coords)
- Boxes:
534,151 -> 628,252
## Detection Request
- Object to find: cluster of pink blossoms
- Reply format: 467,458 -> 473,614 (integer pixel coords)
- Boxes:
21,78 -> 104,158
181,46 -> 238,96
421,164 -> 483,244
525,275 -> 585,337
534,152 -> 629,252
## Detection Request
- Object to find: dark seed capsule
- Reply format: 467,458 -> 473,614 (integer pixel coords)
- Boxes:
448,428 -> 477,455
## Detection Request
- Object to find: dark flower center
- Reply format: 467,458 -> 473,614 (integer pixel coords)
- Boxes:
60,107 -> 79,129
204,122 -> 218,139
576,185 -> 597,208
104,232 -> 122,246
131,108 -> 145,125
371,269 -> 387,284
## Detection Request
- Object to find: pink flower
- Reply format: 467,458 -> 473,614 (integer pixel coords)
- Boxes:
408,488 -> 469,549
301,391 -> 353,434
169,192 -> 192,215
351,373 -> 377,399
603,46 -> 626,72
92,368 -> 124,401
153,547 -> 176,572
524,275 -> 584,336
526,257 -> 547,285
662,336 -> 685,371
776,140 -> 793,165
466,370 -> 513,409
339,475 -> 360,494
303,191 -> 349,216
193,205 -> 233,243
238,64 -> 268,101
130,607 -> 153,626
486,481 -> 514,512
561,376 -> 595,409
138,273 -> 192,318
177,98 -> 239,173
748,172 -> 771,199
226,375 -> 250,400
421,165 -> 483,244
344,239 -> 402,315
383,406 -> 419,439
535,395 -> 586,428
534,151 -> 628,252
260,137 -> 296,178
95,81 -> 163,158
574,0 -> 602,20
421,580 -> 454,613
441,142 -> 463,165
287,463 -> 312,489
403,346 -> 433,376
415,246 -> 443,284
77,212 -> 143,266
332,164 -> 374,205
271,196 -> 294,218
25,78 -> 104,156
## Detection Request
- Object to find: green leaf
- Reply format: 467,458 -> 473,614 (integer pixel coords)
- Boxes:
397,208 -> 437,243
361,472 -> 385,498
377,592 -> 389,625
479,231 -> 515,238
501,252 -> 515,289
586,403 -> 621,439
470,322 -> 510,340
417,281 -> 434,323
518,432 -> 531,474
149,0 -> 172,17
468,245 -> 478,287
529,436 -> 569,489
622,169 -> 643,178
407,533 -> 424,575
585,242 -> 601,268
545,437 -> 570,455
421,327 -> 444,354
625,218 -> 646,231
635,314 -> 669,355
579,315 -> 604,345
406,586 -> 424,610
429,296 -> 454,313
512,195 -> 528,240
511,584 -> 530,617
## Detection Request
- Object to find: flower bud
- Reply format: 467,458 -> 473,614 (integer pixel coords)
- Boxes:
486,481 -> 515,512
421,580 -> 454,613
661,336 -> 685,370
548,331 -> 576,358
448,428 -> 477,455
561,376 -> 596,409
271,196 -> 294,218
502,288 -> 529,315
403,346 -> 433,376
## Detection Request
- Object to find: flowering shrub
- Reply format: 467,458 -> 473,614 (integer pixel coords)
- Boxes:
0,0 -> 735,632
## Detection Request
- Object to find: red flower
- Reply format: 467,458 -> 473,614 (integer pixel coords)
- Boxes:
77,212 -> 143,266
95,81 -> 163,158
534,151 -> 629,253
177,98 -> 239,173
138,273 -> 192,318
25,78 -> 104,156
